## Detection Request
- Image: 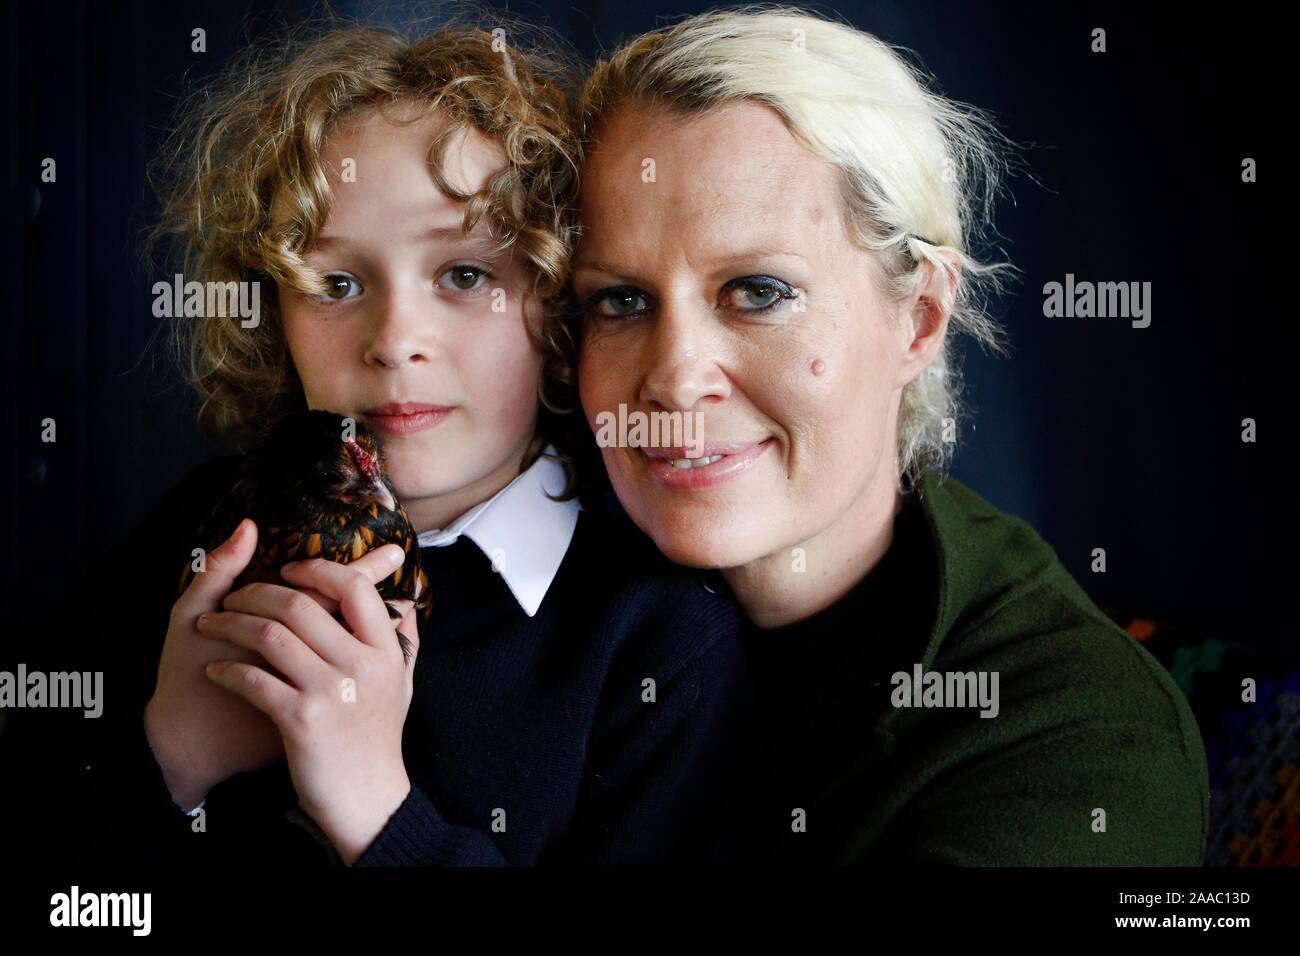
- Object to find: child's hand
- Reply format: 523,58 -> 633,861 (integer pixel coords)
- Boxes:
146,523 -> 419,813
200,546 -> 419,865
145,518 -> 285,810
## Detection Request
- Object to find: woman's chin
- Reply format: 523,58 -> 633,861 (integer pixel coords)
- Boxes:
612,491 -> 768,570
643,522 -> 760,572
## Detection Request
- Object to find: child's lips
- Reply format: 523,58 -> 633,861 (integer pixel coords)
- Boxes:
362,401 -> 453,417
361,407 -> 453,437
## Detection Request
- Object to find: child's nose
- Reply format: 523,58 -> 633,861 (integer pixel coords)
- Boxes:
364,288 -> 436,368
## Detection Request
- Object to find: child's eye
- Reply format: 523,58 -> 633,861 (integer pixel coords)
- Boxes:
438,265 -> 491,293
315,273 -> 362,303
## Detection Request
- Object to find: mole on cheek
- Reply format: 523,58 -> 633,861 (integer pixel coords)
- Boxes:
810,357 -> 827,377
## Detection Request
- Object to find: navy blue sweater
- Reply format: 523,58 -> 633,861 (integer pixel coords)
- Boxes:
66,456 -> 758,866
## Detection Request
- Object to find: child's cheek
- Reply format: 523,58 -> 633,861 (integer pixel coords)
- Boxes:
284,325 -> 348,411
481,337 -> 543,432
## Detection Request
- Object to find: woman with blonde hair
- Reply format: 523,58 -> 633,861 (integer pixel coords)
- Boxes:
569,6 -> 1208,864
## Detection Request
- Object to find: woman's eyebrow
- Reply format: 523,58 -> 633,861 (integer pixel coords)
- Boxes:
570,256 -> 620,275
704,246 -> 808,266
570,258 -> 655,289
572,248 -> 807,281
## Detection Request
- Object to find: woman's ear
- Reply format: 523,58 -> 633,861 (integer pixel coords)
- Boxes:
895,251 -> 960,387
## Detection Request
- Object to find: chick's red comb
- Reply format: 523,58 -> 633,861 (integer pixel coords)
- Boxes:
344,437 -> 381,482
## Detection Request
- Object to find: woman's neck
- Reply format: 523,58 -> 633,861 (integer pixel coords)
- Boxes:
722,464 -> 905,630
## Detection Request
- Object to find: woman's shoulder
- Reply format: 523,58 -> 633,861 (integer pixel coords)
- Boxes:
934,566 -> 1200,747
917,468 -> 1125,644
920,470 -> 1184,707
880,472 -> 1209,862
916,470 -> 1206,808
916,469 -> 1065,594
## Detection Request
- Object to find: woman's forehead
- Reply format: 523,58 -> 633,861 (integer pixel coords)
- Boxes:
582,100 -> 836,210
577,102 -> 846,268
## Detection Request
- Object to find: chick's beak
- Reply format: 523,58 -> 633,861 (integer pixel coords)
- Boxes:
372,479 -> 397,512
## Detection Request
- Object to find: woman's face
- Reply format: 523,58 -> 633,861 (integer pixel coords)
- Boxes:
574,101 -> 942,569
278,107 -> 542,528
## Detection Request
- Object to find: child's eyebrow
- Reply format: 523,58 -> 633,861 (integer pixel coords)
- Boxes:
422,225 -> 505,252
315,223 -> 504,256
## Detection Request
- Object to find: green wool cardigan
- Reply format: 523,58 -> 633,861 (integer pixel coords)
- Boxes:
742,467 -> 1210,866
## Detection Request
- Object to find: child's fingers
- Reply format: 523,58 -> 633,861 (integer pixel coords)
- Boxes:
182,519 -> 258,611
289,585 -> 340,617
204,659 -> 297,726
277,545 -> 401,617
340,544 -> 409,586
222,582 -> 352,667
280,554 -> 401,655
196,610 -> 330,690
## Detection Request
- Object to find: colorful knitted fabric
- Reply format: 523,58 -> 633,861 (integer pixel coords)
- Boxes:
1109,613 -> 1300,867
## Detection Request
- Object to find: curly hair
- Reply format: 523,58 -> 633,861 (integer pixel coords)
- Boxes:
147,13 -> 584,491
572,6 -> 1024,490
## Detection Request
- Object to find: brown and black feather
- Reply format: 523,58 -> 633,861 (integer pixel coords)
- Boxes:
178,409 -> 431,663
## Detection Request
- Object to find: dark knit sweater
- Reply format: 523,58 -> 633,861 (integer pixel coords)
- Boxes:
711,466 -> 1209,865
65,456 -> 756,866
17,455 -> 1206,868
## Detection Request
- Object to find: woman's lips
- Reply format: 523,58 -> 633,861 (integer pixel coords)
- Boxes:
639,439 -> 773,489
361,406 -> 453,437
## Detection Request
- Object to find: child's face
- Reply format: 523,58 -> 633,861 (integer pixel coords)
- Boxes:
279,107 -> 543,529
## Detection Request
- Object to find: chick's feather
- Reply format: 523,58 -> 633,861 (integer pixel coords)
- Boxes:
178,409 -> 431,662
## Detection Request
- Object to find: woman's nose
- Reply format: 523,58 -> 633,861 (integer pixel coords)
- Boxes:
638,306 -> 730,411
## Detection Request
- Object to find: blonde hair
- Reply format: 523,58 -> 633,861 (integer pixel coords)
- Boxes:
147,14 -> 582,486
576,5 -> 1022,488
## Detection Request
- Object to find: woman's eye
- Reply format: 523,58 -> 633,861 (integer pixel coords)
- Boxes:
438,265 -> 490,293
316,274 -> 361,303
585,286 -> 651,318
720,276 -> 795,313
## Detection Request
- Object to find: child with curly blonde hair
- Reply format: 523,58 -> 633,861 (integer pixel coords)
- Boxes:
84,16 -> 754,867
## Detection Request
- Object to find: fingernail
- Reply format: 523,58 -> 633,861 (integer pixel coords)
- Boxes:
229,519 -> 247,543
196,613 -> 209,626
204,661 -> 225,677
389,547 -> 405,566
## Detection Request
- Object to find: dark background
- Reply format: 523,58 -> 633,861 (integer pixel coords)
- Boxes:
2,0 -> 1284,657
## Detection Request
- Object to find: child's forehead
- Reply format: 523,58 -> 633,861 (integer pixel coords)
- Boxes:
308,124 -> 516,260
321,105 -> 507,191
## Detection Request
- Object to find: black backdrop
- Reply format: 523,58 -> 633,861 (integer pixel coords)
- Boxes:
3,0 -> 1284,659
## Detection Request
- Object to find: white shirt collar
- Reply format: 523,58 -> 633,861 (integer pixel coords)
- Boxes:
415,449 -> 580,617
